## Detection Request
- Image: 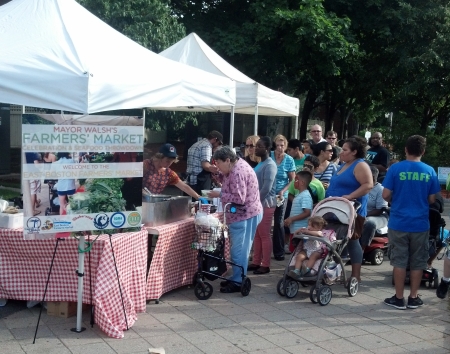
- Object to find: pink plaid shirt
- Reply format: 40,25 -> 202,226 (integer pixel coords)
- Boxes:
217,158 -> 263,224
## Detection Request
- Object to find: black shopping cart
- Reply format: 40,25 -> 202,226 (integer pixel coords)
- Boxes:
191,203 -> 251,300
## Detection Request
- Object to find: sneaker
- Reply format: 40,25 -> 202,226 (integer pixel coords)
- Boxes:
284,244 -> 292,255
407,296 -> 423,309
384,295 -> 406,310
436,278 -> 450,299
288,269 -> 301,279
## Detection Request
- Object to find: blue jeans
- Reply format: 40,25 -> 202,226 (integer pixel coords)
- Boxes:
228,213 -> 262,282
342,239 -> 363,264
360,215 -> 388,248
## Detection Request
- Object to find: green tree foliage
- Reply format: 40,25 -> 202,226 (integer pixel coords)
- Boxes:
77,0 -> 185,52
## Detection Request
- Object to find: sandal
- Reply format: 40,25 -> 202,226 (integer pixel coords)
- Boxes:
35,199 -> 41,208
220,283 -> 240,293
33,210 -> 41,216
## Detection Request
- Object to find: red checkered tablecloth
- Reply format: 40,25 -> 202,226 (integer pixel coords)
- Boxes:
0,228 -> 148,339
147,214 -> 228,301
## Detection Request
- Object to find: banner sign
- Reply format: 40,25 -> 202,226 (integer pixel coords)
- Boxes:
22,115 -> 143,240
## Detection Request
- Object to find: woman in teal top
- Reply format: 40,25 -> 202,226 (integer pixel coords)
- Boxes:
270,134 -> 295,260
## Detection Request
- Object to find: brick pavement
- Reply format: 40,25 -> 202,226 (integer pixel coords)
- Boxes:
1,211 -> 450,353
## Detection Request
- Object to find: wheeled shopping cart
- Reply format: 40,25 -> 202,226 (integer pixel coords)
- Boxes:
191,203 -> 251,300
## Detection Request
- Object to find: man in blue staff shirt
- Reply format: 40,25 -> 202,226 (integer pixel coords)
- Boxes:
382,135 -> 440,310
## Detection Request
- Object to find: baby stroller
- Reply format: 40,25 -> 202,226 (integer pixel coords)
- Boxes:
191,203 -> 251,300
277,197 -> 360,306
44,179 -> 60,216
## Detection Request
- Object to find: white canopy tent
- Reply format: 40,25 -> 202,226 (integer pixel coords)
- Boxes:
0,0 -> 236,114
160,33 -> 300,145
35,114 -> 144,126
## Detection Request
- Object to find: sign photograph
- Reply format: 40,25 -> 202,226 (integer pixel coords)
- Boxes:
21,114 -> 144,239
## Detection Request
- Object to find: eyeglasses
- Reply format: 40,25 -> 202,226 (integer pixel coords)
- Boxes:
327,137 -> 337,140
310,130 -> 321,133
245,144 -> 255,148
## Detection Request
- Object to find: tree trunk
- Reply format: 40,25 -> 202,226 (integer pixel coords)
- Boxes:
299,90 -> 318,140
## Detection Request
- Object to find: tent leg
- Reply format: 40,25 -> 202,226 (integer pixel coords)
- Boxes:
229,106 -> 235,148
254,106 -> 258,136
71,235 -> 86,333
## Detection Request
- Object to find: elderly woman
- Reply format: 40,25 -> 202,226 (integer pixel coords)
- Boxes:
247,136 -> 277,274
143,143 -> 200,200
208,146 -> 263,293
360,165 -> 389,252
271,134 -> 296,260
244,135 -> 261,168
326,136 -> 373,282
312,141 -> 338,189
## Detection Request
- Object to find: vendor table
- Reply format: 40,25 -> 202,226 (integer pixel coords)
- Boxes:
147,214 -> 228,301
0,228 -> 148,339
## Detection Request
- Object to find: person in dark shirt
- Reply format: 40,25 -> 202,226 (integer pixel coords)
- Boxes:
366,132 -> 390,180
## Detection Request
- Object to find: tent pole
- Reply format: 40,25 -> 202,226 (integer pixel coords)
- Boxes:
294,115 -> 299,139
254,106 -> 258,136
229,106 -> 235,148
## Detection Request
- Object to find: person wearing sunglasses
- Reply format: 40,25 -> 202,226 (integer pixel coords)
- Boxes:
312,141 -> 337,190
243,135 -> 261,168
309,124 -> 326,145
366,132 -> 390,182
326,130 -> 342,157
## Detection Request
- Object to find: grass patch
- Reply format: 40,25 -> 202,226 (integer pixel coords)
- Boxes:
0,180 -> 21,189
0,188 -> 21,201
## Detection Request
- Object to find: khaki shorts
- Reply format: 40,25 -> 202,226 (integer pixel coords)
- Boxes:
387,229 -> 429,270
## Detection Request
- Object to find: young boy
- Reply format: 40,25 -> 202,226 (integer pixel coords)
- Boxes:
284,170 -> 313,257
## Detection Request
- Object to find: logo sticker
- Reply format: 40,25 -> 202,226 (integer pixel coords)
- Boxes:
26,217 -> 41,232
93,213 -> 110,229
110,212 -> 125,228
127,211 -> 141,227
41,220 -> 54,231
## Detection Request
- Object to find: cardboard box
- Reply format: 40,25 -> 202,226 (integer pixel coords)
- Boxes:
0,212 -> 23,229
47,301 -> 78,318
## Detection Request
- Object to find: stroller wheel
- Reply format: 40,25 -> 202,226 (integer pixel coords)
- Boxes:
309,286 -> 319,304
194,282 -> 213,300
347,277 -> 359,297
276,278 -> 286,296
284,279 -> 299,299
240,277 -> 251,296
317,285 -> 333,306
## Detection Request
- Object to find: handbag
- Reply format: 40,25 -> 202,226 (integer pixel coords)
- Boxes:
351,214 -> 366,240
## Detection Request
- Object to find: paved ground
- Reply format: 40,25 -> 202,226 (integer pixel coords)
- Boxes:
1,243 -> 450,354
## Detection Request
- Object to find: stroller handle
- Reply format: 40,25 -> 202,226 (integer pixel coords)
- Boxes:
353,200 -> 362,213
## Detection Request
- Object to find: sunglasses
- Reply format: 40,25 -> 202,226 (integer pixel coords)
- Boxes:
303,164 -> 314,169
310,130 -> 321,133
325,149 -> 333,152
245,144 -> 255,148
327,137 -> 337,140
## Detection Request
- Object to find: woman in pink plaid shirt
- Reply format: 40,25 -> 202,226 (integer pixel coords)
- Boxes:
208,146 -> 263,293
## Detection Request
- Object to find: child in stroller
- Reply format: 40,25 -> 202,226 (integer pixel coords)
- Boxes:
289,216 -> 336,278
277,197 -> 360,306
